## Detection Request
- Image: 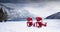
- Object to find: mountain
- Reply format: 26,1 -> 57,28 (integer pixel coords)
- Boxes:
0,4 -> 35,21
0,3 -> 13,10
9,9 -> 35,21
45,12 -> 60,19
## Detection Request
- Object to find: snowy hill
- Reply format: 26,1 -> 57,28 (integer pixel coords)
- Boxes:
45,12 -> 60,19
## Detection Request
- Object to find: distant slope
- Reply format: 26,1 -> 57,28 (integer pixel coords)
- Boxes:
45,12 -> 60,19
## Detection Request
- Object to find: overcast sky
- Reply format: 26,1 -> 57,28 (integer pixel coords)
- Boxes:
0,0 -> 60,3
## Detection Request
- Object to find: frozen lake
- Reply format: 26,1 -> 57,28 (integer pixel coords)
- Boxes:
0,19 -> 60,32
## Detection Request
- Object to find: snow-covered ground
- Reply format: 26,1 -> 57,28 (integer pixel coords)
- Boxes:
0,20 -> 60,32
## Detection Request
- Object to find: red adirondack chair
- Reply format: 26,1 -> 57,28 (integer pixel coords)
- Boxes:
26,17 -> 33,27
35,17 -> 47,28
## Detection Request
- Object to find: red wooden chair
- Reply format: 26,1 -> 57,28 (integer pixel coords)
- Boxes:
35,17 -> 47,28
26,17 -> 33,27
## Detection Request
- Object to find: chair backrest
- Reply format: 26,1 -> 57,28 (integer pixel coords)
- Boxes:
36,17 -> 42,22
26,17 -> 32,21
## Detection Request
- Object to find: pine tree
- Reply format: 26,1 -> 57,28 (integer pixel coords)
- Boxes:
0,8 -> 8,22
0,8 -> 3,20
3,10 -> 8,21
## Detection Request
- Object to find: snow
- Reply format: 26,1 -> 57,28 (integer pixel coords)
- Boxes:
0,20 -> 60,32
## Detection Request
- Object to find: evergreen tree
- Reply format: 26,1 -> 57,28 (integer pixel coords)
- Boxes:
3,10 -> 8,21
0,8 -> 8,22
